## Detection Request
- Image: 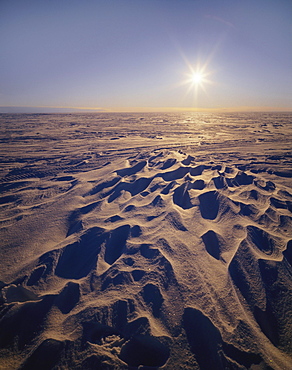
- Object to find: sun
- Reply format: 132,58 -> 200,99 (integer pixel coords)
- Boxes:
189,69 -> 209,88
177,57 -> 214,105
191,72 -> 204,85
183,65 -> 213,97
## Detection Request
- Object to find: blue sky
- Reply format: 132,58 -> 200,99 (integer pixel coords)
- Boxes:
0,0 -> 291,112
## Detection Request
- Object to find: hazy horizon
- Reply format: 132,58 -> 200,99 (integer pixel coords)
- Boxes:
0,105 -> 292,114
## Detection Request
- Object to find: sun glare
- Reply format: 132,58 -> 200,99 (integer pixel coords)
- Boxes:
191,72 -> 204,85
176,54 -> 214,106
183,64 -> 213,97
189,69 -> 209,88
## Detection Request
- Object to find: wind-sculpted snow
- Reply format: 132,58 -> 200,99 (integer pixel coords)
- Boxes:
0,112 -> 292,369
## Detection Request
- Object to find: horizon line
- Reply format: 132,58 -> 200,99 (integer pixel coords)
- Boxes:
0,105 -> 292,114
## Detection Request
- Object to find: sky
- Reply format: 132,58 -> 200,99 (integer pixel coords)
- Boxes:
0,0 -> 291,112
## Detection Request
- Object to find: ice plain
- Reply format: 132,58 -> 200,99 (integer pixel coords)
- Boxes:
0,112 -> 292,369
